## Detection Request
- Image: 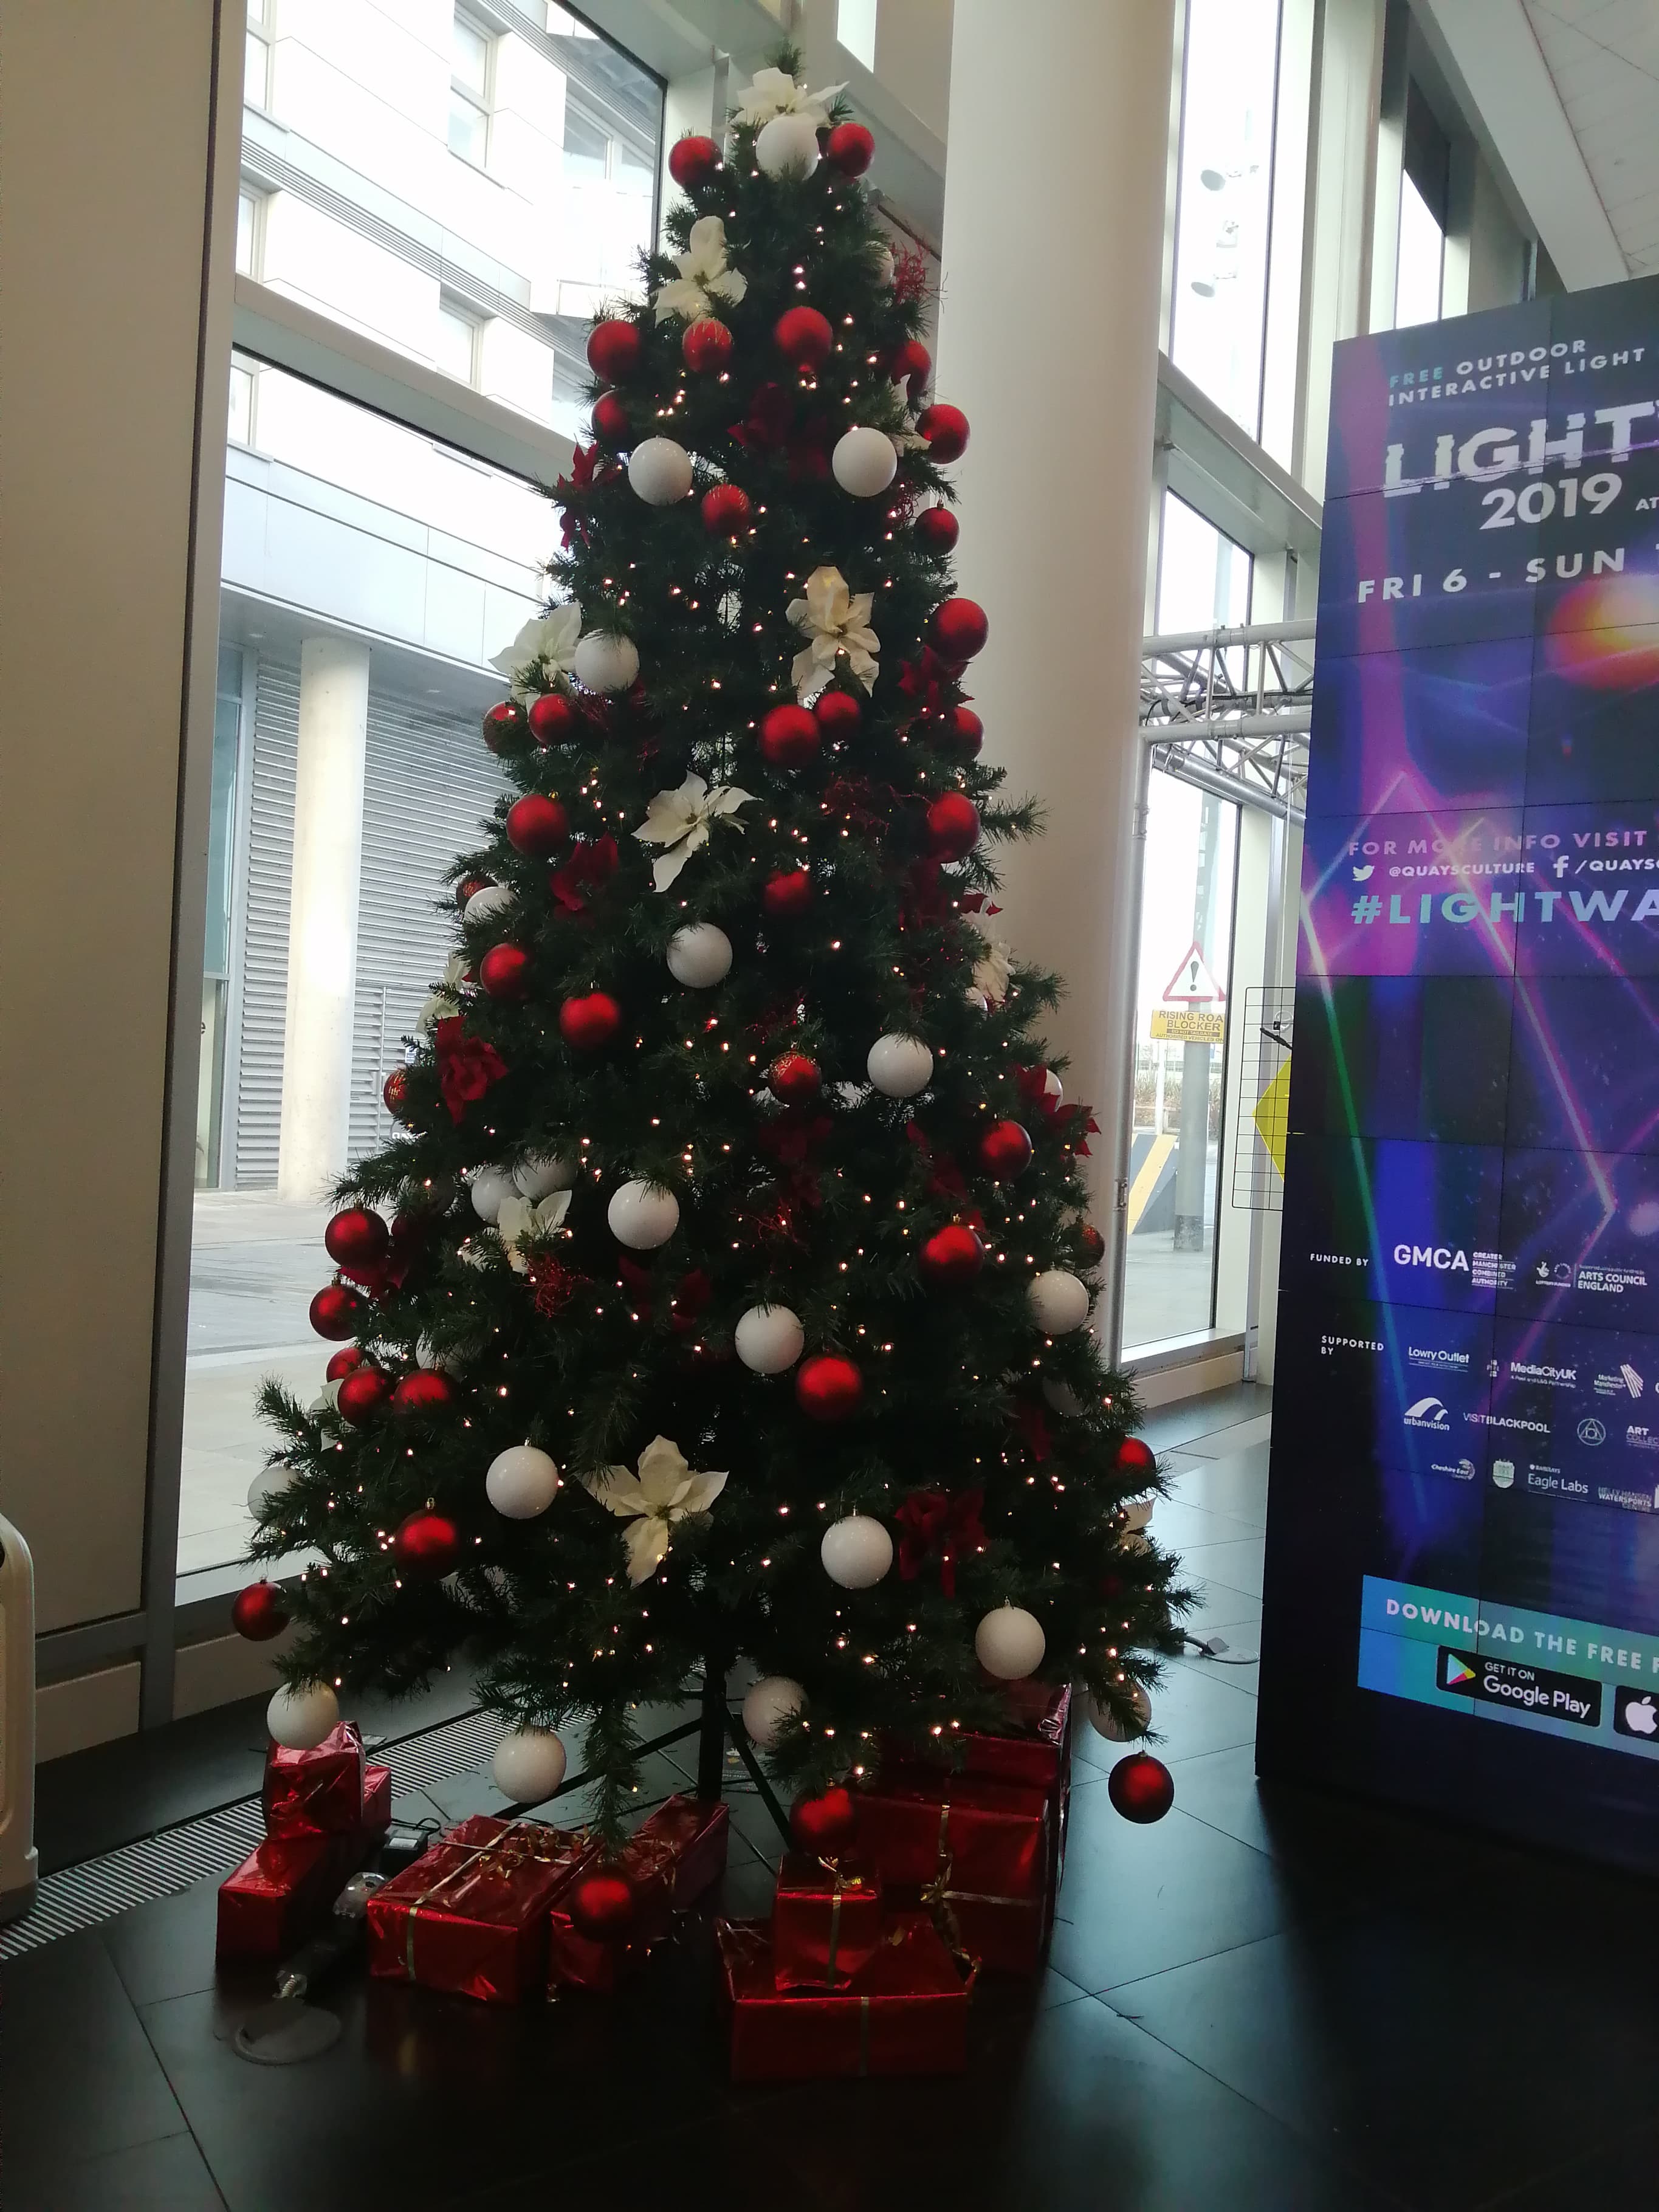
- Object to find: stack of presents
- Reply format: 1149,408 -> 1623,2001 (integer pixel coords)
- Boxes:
216,1680 -> 1071,2078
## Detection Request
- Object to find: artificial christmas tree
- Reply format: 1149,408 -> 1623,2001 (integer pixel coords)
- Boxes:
247,54 -> 1185,1867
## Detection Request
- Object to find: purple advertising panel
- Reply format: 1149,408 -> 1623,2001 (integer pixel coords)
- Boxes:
1260,281 -> 1659,1871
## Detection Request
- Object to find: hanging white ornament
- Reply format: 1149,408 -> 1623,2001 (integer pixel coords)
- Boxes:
742,1674 -> 805,1749
267,1681 -> 340,1750
608,1178 -> 680,1249
486,1444 -> 560,1519
464,883 -> 514,927
580,1435 -> 727,1584
756,110 -> 821,178
492,1726 -> 568,1802
667,922 -> 733,988
307,1379 -> 342,1420
572,631 -> 640,694
514,1152 -> 578,1200
1086,1683 -> 1152,1742
1042,1378 -> 1085,1418
469,1167 -> 515,1224
820,1513 -> 894,1589
975,1604 -> 1046,1681
866,1033 -> 933,1097
627,436 -> 694,506
871,244 -> 896,288
734,1304 -> 805,1373
832,426 -> 899,498
247,1463 -> 294,1517
416,1334 -> 463,1376
1040,1068 -> 1064,1107
1029,1270 -> 1091,1334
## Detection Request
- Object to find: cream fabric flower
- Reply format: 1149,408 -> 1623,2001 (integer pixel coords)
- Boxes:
787,566 -> 880,702
634,772 -> 756,891
733,66 -> 844,128
970,935 -> 1013,1007
580,1436 -> 728,1584
653,216 -> 747,325
490,603 -> 583,703
495,1190 -> 572,1274
417,954 -> 469,1036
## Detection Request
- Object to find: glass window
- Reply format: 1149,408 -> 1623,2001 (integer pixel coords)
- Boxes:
452,13 -> 490,97
837,0 -> 878,69
1394,175 -> 1444,328
1170,0 -> 1282,437
563,105 -> 611,184
1156,491 -> 1252,633
448,85 -> 490,167
244,24 -> 270,111
227,358 -> 256,446
435,300 -> 480,385
236,188 -> 260,278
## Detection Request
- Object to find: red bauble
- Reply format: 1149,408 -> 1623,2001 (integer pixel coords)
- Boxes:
507,793 -> 569,856
232,1581 -> 289,1642
760,703 -> 820,769
1077,1223 -> 1107,1267
934,706 -> 983,761
324,1207 -> 389,1270
763,868 -> 812,918
814,689 -> 862,738
930,596 -> 989,661
456,874 -> 492,908
337,1367 -> 392,1423
309,1283 -> 365,1340
391,1371 -> 456,1417
569,1869 -> 637,1940
392,1508 -> 461,1578
1108,1751 -> 1175,1825
826,121 -> 875,175
591,391 -> 631,449
926,791 -> 980,860
914,504 -> 959,554
774,305 -> 834,369
586,318 -> 641,383
527,692 -> 576,747
795,1353 -> 863,1422
890,337 -> 932,389
789,1785 -> 857,1853
919,1222 -> 985,1287
326,1346 -> 366,1381
559,991 -> 622,1050
701,483 -> 753,536
979,1120 -> 1033,1182
483,699 -> 527,753
382,1066 -> 410,1120
1117,1435 -> 1156,1479
769,1051 -> 822,1104
681,317 -> 733,374
479,943 -> 531,1000
668,134 -> 720,189
917,402 -> 970,462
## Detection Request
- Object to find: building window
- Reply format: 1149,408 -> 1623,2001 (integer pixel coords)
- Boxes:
227,357 -> 258,447
435,298 -> 481,385
1395,84 -> 1450,328
245,0 -> 272,111
448,11 -> 492,167
562,103 -> 610,184
837,0 -> 878,69
235,187 -> 263,278
1156,491 -> 1253,633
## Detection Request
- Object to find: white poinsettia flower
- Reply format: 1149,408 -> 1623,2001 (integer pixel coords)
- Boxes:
787,565 -> 880,702
733,66 -> 845,128
495,1190 -> 573,1274
971,938 -> 1012,1006
417,954 -> 469,1036
633,772 -> 756,891
489,603 -> 583,702
579,1435 -> 728,1584
653,216 -> 747,325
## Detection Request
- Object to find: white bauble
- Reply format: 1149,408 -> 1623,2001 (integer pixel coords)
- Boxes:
975,1605 -> 1046,1681
267,1681 -> 340,1750
1040,1068 -> 1063,1106
247,1463 -> 294,1517
469,1167 -> 514,1224
866,1034 -> 933,1098
667,922 -> 733,989
964,987 -> 990,1015
1029,1270 -> 1091,1334
832,426 -> 898,498
1086,1683 -> 1152,1742
464,884 -> 514,927
572,631 -> 640,694
514,1152 -> 577,1200
1042,1379 -> 1085,1419
416,1334 -> 462,1376
627,436 -> 694,507
756,111 -> 820,179
307,1380 -> 342,1420
871,245 -> 896,287
486,1443 -> 561,1519
1122,1497 -> 1154,1533
492,1726 -> 568,1802
742,1675 -> 805,1749
608,1178 -> 679,1249
820,1513 -> 894,1589
734,1303 -> 805,1374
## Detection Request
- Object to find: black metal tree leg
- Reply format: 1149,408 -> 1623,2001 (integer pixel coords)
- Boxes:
696,1663 -> 728,1802
723,1707 -> 795,1848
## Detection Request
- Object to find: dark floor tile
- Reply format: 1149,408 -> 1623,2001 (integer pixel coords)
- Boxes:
1176,1534 -> 1265,1601
1147,1494 -> 1265,1551
1477,2120 -> 1659,2210
1164,1442 -> 1271,1522
1176,1580 -> 1261,1635
1136,1384 -> 1273,1456
34,2125 -> 228,2211
1166,1643 -> 1261,1695
103,1869 -> 228,2007
1074,1658 -> 1258,1774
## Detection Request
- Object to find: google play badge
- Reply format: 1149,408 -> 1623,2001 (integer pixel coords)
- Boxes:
1443,1653 -> 1477,1691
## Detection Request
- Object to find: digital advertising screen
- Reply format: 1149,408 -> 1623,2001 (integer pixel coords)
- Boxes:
1257,280 -> 1659,1870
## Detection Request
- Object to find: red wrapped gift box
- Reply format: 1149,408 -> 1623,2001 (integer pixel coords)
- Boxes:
854,1772 -> 1054,1975
367,1816 -> 588,2004
771,1855 -> 884,1990
263,1721 -> 367,1839
218,1828 -> 371,1962
547,1794 -> 728,1994
891,1680 -> 1073,1793
718,1915 -> 972,2080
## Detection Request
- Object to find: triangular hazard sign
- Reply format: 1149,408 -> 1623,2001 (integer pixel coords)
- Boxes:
1162,940 -> 1226,1003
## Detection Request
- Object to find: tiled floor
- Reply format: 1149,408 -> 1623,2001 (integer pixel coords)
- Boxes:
9,1387 -> 1658,2210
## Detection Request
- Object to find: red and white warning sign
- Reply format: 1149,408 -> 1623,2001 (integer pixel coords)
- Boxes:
1161,940 -> 1226,1005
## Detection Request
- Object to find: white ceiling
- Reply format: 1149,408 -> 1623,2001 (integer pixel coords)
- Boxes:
1522,0 -> 1659,275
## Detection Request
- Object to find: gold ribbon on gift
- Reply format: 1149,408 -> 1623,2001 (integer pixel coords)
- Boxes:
402,1818 -> 582,1983
918,1795 -> 1025,1973
811,1854 -> 867,1990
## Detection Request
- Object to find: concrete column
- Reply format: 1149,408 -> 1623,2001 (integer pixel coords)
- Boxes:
278,636 -> 369,1200
935,0 -> 1176,1355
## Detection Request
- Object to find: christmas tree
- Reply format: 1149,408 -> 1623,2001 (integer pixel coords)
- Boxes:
247,56 -> 1186,1847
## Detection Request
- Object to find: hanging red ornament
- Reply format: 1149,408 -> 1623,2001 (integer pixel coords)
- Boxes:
479,944 -> 531,1000
324,1207 -> 390,1270
774,304 -> 834,369
889,337 -> 932,388
926,792 -> 980,860
681,317 -> 733,374
527,692 -> 577,747
919,1222 -> 985,1287
337,1367 -> 392,1423
559,992 -> 622,1050
392,1507 -> 462,1578
763,868 -> 813,918
568,1869 -> 637,1939
769,1051 -> 822,1104
814,689 -> 862,738
826,120 -> 875,175
326,1345 -> 366,1381
591,391 -> 631,449
232,1581 -> 289,1641
914,504 -> 958,554
917,402 -> 970,462
309,1283 -> 365,1340
979,1120 -> 1033,1182
482,699 -> 528,754
930,596 -> 989,661
667,133 -> 720,189
507,794 -> 569,856
944,706 -> 984,760
1108,1751 -> 1175,1824
586,318 -> 641,383
795,1353 -> 864,1422
382,1066 -> 411,1121
1116,1435 -> 1156,1479
701,482 -> 753,535
1077,1223 -> 1107,1267
789,1785 -> 857,1853
391,1371 -> 456,1417
760,703 -> 820,768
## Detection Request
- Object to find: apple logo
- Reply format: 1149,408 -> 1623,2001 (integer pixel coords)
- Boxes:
1625,1695 -> 1657,1737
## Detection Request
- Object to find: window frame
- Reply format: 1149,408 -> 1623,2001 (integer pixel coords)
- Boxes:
447,8 -> 495,171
